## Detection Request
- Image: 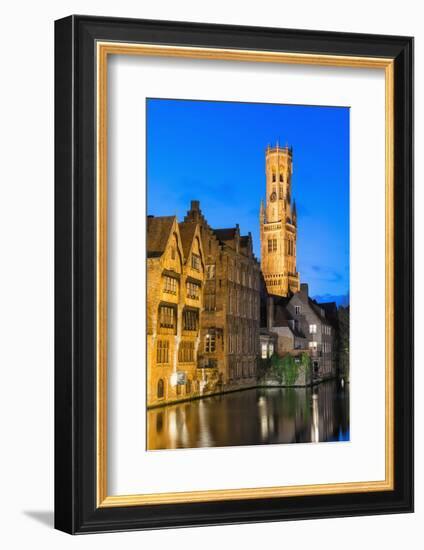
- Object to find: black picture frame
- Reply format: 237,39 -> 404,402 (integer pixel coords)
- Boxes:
55,15 -> 414,534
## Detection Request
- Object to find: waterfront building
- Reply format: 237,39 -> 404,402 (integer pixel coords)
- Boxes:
147,215 -> 205,407
264,294 -> 307,355
285,284 -> 335,379
184,200 -> 261,388
260,143 -> 300,297
261,282 -> 336,381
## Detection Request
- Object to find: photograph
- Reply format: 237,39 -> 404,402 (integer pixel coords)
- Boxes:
146,98 -> 350,450
51,12 -> 413,535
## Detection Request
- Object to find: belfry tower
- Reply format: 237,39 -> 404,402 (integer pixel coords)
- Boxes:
260,143 -> 300,296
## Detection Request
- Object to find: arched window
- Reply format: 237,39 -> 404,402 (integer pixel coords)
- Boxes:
157,379 -> 164,399
186,379 -> 192,395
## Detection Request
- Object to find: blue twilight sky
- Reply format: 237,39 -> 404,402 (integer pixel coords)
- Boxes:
146,98 -> 349,302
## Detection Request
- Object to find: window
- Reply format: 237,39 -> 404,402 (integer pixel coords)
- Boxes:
178,341 -> 195,363
205,329 -> 216,353
191,253 -> 201,271
163,275 -> 177,294
286,239 -> 294,256
268,343 -> 274,357
186,280 -> 200,300
183,309 -> 198,331
309,341 -> 317,351
157,340 -> 169,364
206,264 -> 215,279
204,292 -> 216,311
267,238 -> 277,252
171,247 -> 176,260
279,173 -> 284,182
159,306 -> 176,329
272,173 -> 276,182
309,324 -> 317,334
295,305 -> 301,315
261,343 -> 267,359
186,379 -> 192,395
157,379 -> 164,399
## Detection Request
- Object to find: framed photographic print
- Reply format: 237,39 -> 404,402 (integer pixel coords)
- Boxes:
54,15 -> 414,533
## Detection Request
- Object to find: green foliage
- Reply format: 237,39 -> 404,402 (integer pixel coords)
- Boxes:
270,353 -> 309,385
337,306 -> 350,380
262,352 -> 312,386
281,355 -> 299,385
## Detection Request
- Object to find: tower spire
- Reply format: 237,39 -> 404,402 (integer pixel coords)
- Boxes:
260,199 -> 265,224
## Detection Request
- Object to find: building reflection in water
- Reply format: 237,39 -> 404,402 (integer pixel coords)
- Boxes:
147,380 -> 349,450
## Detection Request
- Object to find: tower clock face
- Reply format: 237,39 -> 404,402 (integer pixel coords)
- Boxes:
270,191 -> 277,202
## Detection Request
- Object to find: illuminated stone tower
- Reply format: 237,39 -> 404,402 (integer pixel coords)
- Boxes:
260,143 -> 300,296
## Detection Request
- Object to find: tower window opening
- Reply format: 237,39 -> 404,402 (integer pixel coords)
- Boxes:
272,173 -> 276,182
279,174 -> 283,182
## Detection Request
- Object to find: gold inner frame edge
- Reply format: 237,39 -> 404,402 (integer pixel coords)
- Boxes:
96,42 -> 395,508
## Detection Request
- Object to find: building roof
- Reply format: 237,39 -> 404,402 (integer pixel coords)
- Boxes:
239,235 -> 253,253
308,298 -> 332,324
178,221 -> 198,260
213,227 -> 237,243
146,215 -> 175,258
239,235 -> 249,247
318,301 -> 338,327
272,296 -> 305,338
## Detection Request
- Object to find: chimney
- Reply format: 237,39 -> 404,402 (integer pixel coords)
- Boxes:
190,200 -> 200,211
300,283 -> 309,300
267,295 -> 274,330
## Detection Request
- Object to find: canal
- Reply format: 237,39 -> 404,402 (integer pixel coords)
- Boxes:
147,380 -> 350,450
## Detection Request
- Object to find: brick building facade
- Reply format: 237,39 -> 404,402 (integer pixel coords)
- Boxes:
184,201 -> 261,389
147,215 -> 205,407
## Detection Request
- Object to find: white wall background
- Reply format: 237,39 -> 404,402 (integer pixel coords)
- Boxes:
0,1 -> 420,548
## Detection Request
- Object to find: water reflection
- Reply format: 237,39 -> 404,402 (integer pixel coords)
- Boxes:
147,380 -> 349,450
